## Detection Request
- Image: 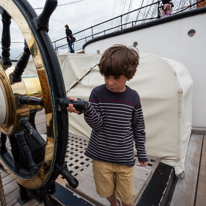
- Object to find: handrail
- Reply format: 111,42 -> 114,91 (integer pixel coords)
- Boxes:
7,0 -> 204,59
51,0 -> 203,53
54,16 -> 158,51
53,1 -> 161,46
52,1 -> 161,52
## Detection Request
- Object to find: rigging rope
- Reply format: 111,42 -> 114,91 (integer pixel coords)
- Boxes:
34,0 -> 84,10
112,0 -> 118,17
136,0 -> 144,21
142,0 -> 151,20
125,0 -> 133,24
122,0 -> 127,14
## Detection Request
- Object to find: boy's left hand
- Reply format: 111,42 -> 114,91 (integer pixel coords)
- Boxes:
139,161 -> 147,167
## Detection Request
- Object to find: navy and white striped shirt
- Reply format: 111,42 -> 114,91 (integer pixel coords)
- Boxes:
84,84 -> 148,166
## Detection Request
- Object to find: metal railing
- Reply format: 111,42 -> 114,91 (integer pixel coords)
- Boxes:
53,0 -> 201,53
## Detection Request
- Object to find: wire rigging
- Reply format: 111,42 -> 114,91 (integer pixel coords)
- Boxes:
125,0 -> 133,24
128,0 -> 133,13
151,0 -> 158,17
112,0 -> 118,17
34,0 -> 84,10
118,0 -> 123,16
136,0 -> 144,21
142,0 -> 150,20
122,0 -> 127,14
144,0 -> 154,20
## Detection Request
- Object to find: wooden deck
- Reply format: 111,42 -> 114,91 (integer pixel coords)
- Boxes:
1,109 -> 206,206
0,110 -> 47,206
63,133 -> 159,206
170,132 -> 206,206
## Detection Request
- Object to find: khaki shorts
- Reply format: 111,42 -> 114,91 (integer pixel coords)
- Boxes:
92,160 -> 135,204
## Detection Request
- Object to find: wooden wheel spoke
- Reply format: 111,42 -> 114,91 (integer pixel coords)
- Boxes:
0,132 -> 7,153
9,41 -> 31,83
1,9 -> 12,69
15,130 -> 39,175
0,2 -> 73,203
19,117 -> 46,151
18,96 -> 44,106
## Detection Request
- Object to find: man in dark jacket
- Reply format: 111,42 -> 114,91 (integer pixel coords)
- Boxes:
65,24 -> 74,53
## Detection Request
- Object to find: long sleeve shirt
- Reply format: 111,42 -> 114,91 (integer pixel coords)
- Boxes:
65,28 -> 72,39
84,84 -> 148,167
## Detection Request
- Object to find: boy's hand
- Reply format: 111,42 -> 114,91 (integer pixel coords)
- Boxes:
139,161 -> 147,167
67,97 -> 79,114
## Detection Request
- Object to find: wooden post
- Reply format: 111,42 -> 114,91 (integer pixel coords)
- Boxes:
0,172 -> 7,206
1,9 -> 12,69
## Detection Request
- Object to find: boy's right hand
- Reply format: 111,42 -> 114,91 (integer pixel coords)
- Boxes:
67,97 -> 80,114
139,161 -> 147,167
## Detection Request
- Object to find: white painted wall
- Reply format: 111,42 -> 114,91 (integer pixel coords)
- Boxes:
84,13 -> 206,129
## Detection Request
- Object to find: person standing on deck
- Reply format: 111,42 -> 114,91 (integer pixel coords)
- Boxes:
67,44 -> 148,206
65,24 -> 74,53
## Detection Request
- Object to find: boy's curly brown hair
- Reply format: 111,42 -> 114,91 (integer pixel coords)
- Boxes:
98,44 -> 139,79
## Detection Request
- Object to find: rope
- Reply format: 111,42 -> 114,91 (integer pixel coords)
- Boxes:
14,52 -> 23,60
37,69 -> 52,114
0,170 -> 7,206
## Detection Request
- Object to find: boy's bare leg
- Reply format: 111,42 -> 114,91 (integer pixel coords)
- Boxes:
122,201 -> 134,206
107,192 -> 119,206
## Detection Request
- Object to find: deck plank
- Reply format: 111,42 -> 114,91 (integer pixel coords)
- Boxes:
195,135 -> 206,206
7,192 -> 43,206
18,198 -> 40,206
170,134 -> 203,206
2,174 -> 13,186
0,170 -> 8,179
5,188 -> 20,206
3,180 -> 19,196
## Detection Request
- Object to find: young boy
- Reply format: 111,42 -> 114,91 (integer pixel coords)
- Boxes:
67,44 -> 148,206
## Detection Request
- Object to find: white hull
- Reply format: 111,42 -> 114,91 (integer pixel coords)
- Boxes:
84,10 -> 206,129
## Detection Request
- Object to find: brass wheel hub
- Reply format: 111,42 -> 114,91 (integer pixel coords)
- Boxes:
0,65 -> 43,135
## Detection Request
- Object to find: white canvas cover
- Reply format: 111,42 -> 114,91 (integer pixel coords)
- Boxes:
25,53 -> 193,175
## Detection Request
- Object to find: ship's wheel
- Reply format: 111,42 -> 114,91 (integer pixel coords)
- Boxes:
0,0 -> 81,205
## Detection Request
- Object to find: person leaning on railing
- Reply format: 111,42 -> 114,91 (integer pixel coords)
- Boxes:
161,3 -> 172,17
65,24 -> 74,53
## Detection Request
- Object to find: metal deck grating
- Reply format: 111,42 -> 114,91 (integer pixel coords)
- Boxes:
1,127 -> 160,206
65,134 -> 93,177
64,133 -> 160,206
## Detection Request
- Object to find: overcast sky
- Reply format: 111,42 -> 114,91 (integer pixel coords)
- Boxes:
0,0 -> 143,59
